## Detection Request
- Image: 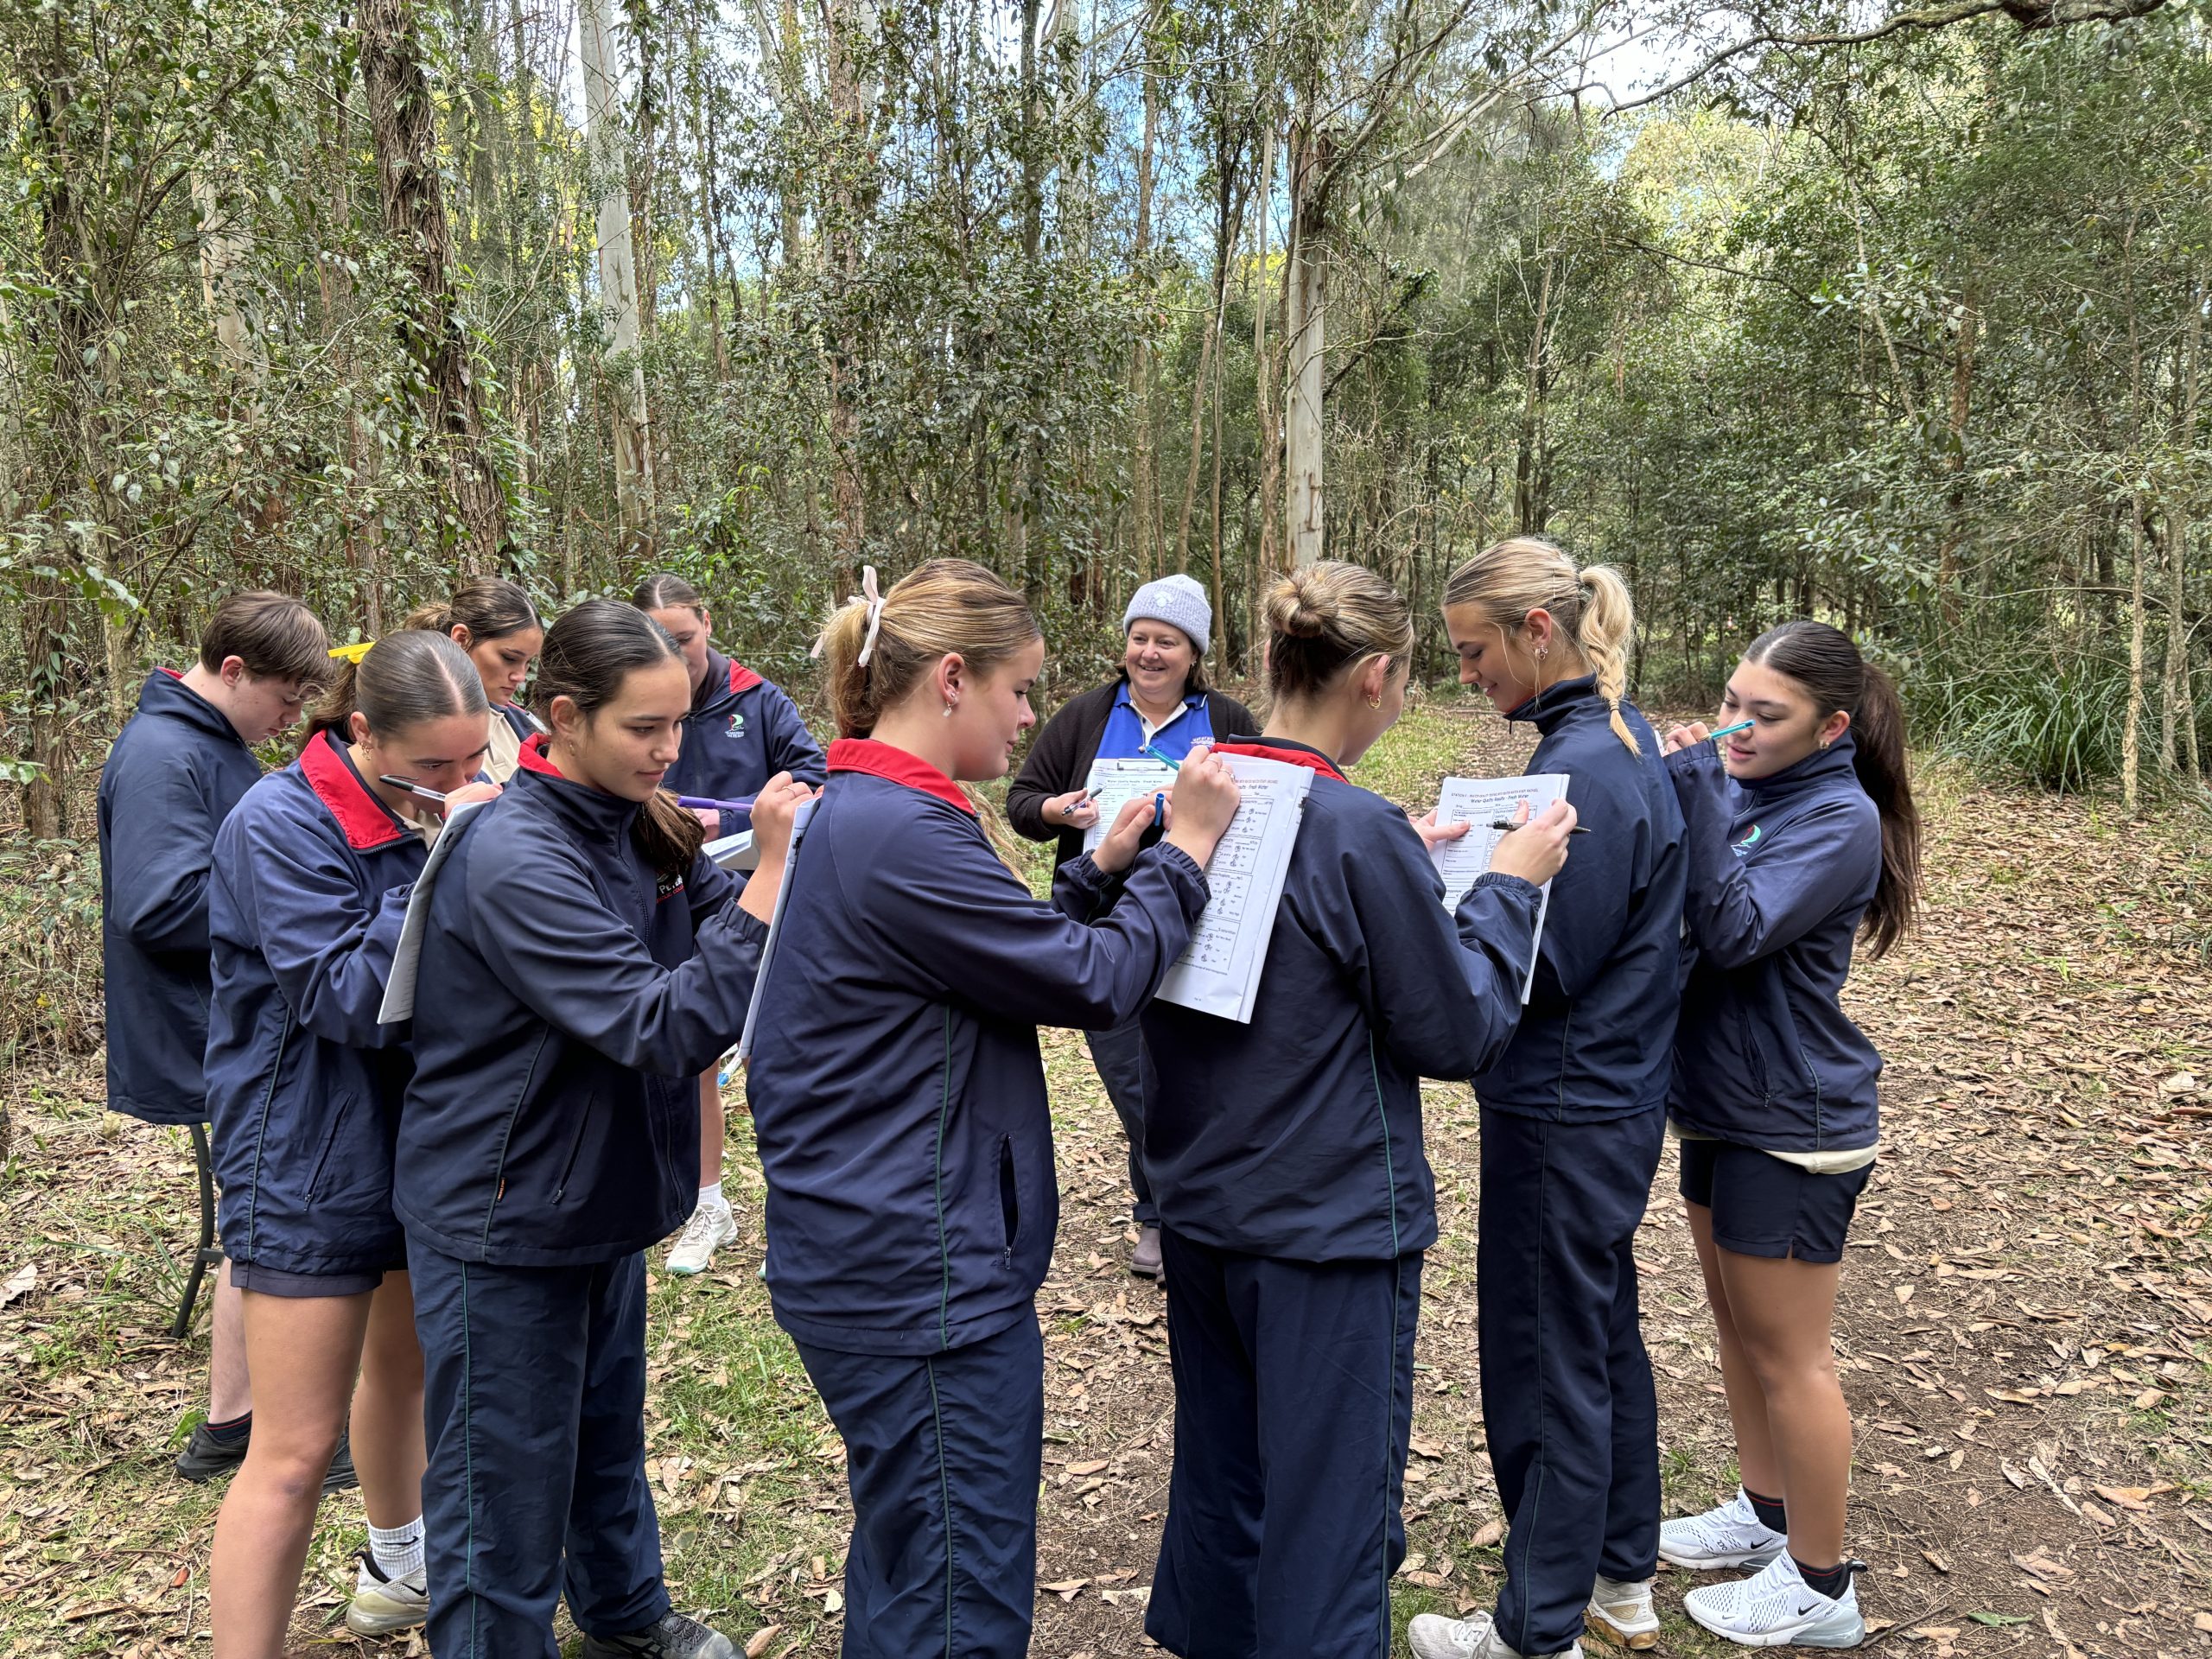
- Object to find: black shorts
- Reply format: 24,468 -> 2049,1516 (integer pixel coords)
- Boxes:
1677,1138 -> 1872,1265
228,1260 -> 390,1299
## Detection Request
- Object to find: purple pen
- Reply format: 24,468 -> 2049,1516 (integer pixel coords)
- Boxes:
675,794 -> 755,817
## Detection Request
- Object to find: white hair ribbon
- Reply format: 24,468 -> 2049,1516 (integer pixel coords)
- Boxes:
810,564 -> 887,665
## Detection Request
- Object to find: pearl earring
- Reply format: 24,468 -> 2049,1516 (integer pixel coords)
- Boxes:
942,702 -> 957,717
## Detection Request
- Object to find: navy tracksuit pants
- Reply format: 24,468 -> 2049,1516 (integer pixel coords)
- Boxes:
793,1314 -> 1045,1659
1085,1021 -> 1157,1226
409,1241 -> 668,1659
1477,1106 -> 1665,1656
1147,1230 -> 1421,1659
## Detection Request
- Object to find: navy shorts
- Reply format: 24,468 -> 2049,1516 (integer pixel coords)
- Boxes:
1677,1138 -> 1872,1264
229,1260 -> 391,1298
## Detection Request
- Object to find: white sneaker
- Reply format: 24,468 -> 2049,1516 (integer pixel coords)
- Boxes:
1658,1489 -> 1787,1569
1408,1611 -> 1583,1659
346,1551 -> 429,1635
1584,1574 -> 1658,1649
1683,1551 -> 1865,1649
666,1198 -> 736,1276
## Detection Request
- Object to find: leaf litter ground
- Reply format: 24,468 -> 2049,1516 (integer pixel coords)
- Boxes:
3,702 -> 2209,1658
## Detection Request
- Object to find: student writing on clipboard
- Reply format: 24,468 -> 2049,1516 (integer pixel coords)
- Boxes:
744,560 -> 1240,1659
1413,538 -> 1688,1659
1131,563 -> 1575,1659
393,602 -> 810,1659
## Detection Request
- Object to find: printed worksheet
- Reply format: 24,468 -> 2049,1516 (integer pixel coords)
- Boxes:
1154,754 -> 1313,1024
378,797 -> 493,1024
1429,772 -> 1569,1004
1080,757 -> 1179,853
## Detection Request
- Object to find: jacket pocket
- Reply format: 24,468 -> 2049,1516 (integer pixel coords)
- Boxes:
550,1099 -> 595,1204
997,1134 -> 1021,1257
305,1094 -> 360,1206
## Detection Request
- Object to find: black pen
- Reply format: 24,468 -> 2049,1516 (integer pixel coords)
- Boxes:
1487,818 -> 1591,835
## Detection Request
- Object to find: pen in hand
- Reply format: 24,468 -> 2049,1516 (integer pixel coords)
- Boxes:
379,774 -> 448,804
1488,819 -> 1591,836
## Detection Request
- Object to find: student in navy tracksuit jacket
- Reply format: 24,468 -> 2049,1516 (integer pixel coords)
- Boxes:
633,572 -> 829,1278
396,601 -> 813,1659
1411,538 -> 1687,1659
205,631 -> 499,1659
1135,563 -> 1576,1659
742,559 -> 1242,1659
400,576 -> 546,782
1653,623 -> 1922,1651
96,591 -> 327,1476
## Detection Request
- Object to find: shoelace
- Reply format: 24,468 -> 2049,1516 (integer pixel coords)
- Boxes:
675,1207 -> 723,1250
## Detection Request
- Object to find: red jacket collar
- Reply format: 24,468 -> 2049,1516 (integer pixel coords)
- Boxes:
157,666 -> 183,681
827,737 -> 977,817
1209,739 -> 1348,785
727,658 -> 763,696
300,728 -> 410,850
517,733 -> 566,779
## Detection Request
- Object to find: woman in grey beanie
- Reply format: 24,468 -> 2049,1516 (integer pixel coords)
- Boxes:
1007,575 -> 1257,1279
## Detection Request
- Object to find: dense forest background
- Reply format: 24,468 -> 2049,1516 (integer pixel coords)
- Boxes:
4,0 -> 2209,854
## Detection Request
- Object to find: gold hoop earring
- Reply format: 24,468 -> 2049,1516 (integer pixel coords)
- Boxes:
1367,695 -> 1382,709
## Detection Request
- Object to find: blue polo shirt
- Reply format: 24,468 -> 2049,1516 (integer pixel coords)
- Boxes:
1096,684 -> 1214,765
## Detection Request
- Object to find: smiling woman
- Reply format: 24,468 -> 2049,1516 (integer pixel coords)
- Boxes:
1005,573 -> 1255,1281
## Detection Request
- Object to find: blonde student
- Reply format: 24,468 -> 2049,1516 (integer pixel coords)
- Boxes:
742,558 -> 1240,1658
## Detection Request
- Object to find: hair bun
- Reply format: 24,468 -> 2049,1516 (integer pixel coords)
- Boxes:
1269,571 -> 1333,639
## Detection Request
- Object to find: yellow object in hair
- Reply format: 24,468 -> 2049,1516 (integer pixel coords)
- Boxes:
327,639 -> 374,664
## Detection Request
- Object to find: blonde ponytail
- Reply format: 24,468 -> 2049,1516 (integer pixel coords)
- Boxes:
1573,564 -> 1640,756
810,559 -> 1040,739
1443,537 -> 1643,756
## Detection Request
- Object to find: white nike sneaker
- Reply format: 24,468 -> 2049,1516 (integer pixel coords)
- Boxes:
1682,1551 -> 1865,1649
1408,1611 -> 1583,1659
346,1550 -> 429,1635
666,1197 -> 737,1276
1658,1489 -> 1787,1569
1584,1574 -> 1658,1649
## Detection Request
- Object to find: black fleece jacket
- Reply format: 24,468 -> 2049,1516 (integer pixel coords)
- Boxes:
1007,678 -> 1258,870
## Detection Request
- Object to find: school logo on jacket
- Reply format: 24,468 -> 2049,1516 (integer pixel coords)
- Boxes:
1731,823 -> 1764,857
657,871 -> 686,902
727,712 -> 747,740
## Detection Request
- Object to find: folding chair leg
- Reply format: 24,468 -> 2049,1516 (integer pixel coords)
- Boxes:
171,1122 -> 218,1340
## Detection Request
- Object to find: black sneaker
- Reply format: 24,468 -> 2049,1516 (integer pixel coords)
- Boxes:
322,1428 -> 359,1495
579,1611 -> 736,1659
174,1421 -> 250,1483
172,1420 -> 358,1493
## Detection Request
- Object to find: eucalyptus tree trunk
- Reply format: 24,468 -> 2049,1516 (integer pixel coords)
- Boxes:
1284,114 -> 1330,568
579,0 -> 653,535
359,0 -> 511,564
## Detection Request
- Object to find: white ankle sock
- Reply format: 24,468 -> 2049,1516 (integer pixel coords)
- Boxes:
698,1182 -> 725,1211
368,1516 -> 424,1579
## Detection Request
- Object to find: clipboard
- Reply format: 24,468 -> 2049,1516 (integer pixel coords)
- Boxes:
733,795 -> 817,1063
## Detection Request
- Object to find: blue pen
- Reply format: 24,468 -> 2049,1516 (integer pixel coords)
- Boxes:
1707,720 -> 1755,741
1141,744 -> 1182,772
1152,791 -> 1166,830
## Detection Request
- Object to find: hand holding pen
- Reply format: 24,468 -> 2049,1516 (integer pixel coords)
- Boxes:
1489,798 -> 1578,886
1661,718 -> 1753,756
379,775 -> 502,818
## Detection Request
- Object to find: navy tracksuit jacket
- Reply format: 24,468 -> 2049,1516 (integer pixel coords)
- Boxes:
1668,734 -> 1883,1151
743,736 -> 1210,1659
204,729 -> 426,1278
97,671 -> 264,1126
397,737 -> 771,1659
1136,738 -> 1541,1659
664,649 -> 826,802
1473,678 -> 1687,1659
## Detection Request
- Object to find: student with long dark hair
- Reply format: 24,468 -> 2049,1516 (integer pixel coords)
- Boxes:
97,591 -> 330,1485
742,559 -> 1241,1659
632,571 -> 826,1278
404,576 -> 546,781
1138,563 -> 1575,1659
1411,537 -> 1687,1659
1652,622 -> 1921,1650
396,601 -> 811,1659
206,631 -> 499,1656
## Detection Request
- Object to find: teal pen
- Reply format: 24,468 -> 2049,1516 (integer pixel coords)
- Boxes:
1707,719 -> 1755,741
1141,743 -> 1182,772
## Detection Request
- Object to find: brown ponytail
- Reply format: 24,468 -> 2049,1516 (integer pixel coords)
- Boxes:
402,576 -> 541,645
1744,621 -> 1923,958
1443,537 -> 1643,755
1261,562 -> 1414,703
534,600 -> 706,878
